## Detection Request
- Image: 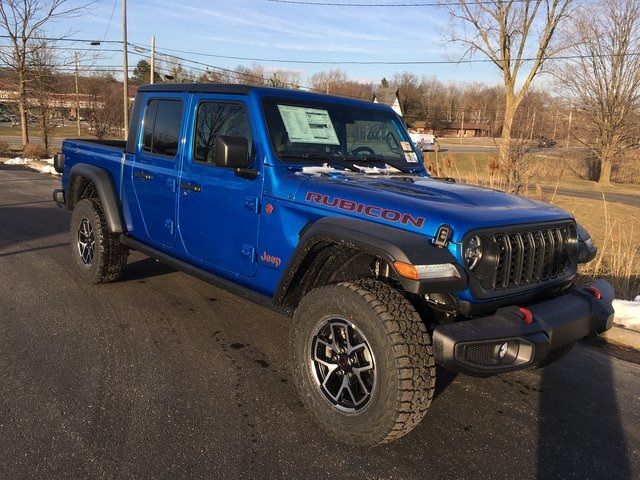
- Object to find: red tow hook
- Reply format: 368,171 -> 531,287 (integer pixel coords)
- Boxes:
518,307 -> 534,324
586,286 -> 602,300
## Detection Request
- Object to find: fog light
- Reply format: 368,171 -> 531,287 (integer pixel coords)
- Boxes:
498,342 -> 508,359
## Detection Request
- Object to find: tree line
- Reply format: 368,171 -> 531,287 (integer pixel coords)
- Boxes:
0,0 -> 638,187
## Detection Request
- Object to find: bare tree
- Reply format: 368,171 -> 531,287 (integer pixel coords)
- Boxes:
558,0 -> 640,185
28,38 -> 58,154
309,68 -> 373,98
0,0 -> 91,148
440,0 -> 573,188
83,77 -> 124,140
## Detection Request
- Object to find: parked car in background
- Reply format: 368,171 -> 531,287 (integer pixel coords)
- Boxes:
409,132 -> 438,151
537,137 -> 557,148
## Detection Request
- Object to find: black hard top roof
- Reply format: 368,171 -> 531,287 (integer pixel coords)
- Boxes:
138,83 -> 290,95
137,83 -> 265,95
135,83 -> 394,111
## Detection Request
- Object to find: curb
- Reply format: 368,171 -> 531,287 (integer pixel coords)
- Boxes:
601,325 -> 640,350
584,325 -> 640,364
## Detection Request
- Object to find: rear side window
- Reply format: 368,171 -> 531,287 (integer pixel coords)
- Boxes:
142,99 -> 183,157
194,102 -> 252,164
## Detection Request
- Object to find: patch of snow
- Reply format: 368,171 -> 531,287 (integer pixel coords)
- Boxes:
613,298 -> 640,332
352,164 -> 401,174
3,157 -> 59,175
4,157 -> 29,165
300,163 -> 341,175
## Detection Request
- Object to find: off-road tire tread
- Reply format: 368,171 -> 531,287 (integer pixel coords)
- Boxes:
71,198 -> 128,284
291,278 -> 435,446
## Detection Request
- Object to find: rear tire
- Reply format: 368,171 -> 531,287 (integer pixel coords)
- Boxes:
70,198 -> 128,284
290,278 -> 435,447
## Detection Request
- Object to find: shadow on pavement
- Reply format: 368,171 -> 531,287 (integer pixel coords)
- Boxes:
537,351 -> 631,478
0,200 -> 54,208
0,242 -> 69,258
0,206 -> 69,250
434,368 -> 458,399
120,256 -> 177,281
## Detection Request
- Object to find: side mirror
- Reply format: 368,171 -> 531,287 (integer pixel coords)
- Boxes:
214,135 -> 250,169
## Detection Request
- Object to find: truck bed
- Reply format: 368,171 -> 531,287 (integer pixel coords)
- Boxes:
61,138 -> 127,198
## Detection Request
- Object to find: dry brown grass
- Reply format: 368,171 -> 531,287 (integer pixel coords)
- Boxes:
551,194 -> 640,299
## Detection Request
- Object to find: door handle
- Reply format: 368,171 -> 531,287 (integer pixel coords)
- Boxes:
180,182 -> 202,193
134,171 -> 153,181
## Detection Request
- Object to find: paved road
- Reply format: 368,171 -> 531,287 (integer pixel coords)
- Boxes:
1,166 -> 639,480
434,144 -> 587,155
545,186 -> 640,208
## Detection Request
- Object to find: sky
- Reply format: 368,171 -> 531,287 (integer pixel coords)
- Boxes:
55,0 -> 503,86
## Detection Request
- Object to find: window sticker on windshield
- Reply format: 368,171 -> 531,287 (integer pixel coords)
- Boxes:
277,105 -> 340,145
401,141 -> 412,152
404,152 -> 418,163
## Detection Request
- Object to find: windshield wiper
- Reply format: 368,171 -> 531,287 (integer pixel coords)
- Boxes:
340,155 -> 415,174
279,153 -> 357,172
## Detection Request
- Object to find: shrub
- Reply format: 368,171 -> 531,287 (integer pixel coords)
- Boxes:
22,144 -> 48,160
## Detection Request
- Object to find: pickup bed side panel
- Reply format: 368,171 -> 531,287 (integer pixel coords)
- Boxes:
61,140 -> 126,228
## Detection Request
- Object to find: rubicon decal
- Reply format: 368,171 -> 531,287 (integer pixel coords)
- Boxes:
305,192 -> 425,228
260,251 -> 282,268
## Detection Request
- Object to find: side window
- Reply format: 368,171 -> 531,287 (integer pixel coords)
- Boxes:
142,99 -> 183,157
194,102 -> 252,164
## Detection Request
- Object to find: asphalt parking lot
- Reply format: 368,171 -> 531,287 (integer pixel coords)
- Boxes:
1,165 -> 639,479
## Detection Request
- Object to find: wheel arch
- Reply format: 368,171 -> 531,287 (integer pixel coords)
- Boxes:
274,216 -> 467,309
67,164 -> 125,234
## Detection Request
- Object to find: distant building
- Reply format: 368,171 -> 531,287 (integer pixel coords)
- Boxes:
372,88 -> 402,116
440,121 -> 490,138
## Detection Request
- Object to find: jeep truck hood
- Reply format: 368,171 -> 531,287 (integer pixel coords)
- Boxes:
294,174 -> 573,242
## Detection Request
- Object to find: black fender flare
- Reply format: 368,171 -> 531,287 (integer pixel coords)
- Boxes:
68,164 -> 125,233
274,216 -> 467,306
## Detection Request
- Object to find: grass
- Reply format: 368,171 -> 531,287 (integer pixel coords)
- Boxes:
552,195 -> 640,299
423,151 -> 640,196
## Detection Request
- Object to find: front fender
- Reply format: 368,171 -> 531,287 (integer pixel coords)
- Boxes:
274,216 -> 467,305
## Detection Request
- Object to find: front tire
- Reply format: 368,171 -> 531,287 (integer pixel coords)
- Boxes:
290,279 -> 435,446
70,198 -> 128,284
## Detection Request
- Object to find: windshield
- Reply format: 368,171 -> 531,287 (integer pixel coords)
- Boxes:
262,97 -> 423,172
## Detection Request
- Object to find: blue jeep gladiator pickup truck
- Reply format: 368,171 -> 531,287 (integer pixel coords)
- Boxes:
53,83 -> 614,446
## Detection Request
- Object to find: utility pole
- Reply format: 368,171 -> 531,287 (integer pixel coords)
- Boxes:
552,110 -> 559,140
459,110 -> 465,144
74,52 -> 81,136
150,36 -> 155,84
566,99 -> 573,149
122,0 -> 129,140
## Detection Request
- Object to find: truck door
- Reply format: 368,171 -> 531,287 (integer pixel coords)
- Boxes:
131,95 -> 186,247
178,95 -> 261,277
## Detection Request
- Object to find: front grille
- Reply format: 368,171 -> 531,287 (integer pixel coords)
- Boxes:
493,226 -> 572,290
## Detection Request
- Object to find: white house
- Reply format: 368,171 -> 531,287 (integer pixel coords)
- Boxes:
372,88 -> 402,116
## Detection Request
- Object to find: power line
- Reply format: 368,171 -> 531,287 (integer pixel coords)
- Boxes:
4,34 -> 640,67
101,0 -> 119,42
0,34 -> 121,44
266,0 -> 528,6
135,43 -> 322,92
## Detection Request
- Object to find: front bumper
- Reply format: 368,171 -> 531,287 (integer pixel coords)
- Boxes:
432,280 -> 615,376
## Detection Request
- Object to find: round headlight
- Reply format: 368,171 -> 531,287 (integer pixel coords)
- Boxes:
464,235 -> 483,270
